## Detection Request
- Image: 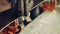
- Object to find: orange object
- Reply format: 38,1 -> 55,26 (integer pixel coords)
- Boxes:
43,3 -> 55,11
43,0 -> 57,11
3,19 -> 19,34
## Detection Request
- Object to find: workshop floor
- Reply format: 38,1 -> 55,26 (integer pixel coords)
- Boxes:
20,7 -> 60,34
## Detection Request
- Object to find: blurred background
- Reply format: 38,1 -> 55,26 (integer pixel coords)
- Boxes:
0,0 -> 60,34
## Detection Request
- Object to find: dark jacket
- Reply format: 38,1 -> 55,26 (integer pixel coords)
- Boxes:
0,7 -> 18,30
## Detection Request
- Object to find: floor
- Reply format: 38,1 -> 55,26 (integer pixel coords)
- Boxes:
20,7 -> 60,34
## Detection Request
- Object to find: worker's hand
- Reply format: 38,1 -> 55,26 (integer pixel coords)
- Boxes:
8,31 -> 13,34
25,16 -> 32,22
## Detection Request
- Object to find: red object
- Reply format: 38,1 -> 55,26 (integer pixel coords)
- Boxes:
43,3 -> 55,11
43,0 -> 56,11
3,19 -> 19,34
